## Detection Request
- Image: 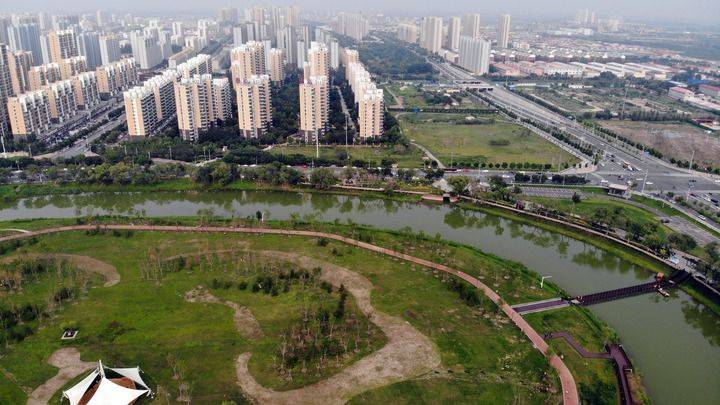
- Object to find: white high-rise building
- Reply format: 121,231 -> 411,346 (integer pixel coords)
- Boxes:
497,14 -> 511,49
397,23 -> 419,43
7,90 -> 52,137
130,31 -> 163,69
76,32 -> 102,69
461,14 -> 481,38
458,36 -> 491,75
421,17 -> 443,54
233,26 -> 244,47
446,17 -> 461,51
304,41 -> 329,81
0,44 -> 12,137
99,35 -> 121,65
329,40 -> 339,70
236,74 -> 272,138
7,23 -> 42,63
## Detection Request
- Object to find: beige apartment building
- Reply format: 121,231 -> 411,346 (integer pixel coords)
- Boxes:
96,58 -> 138,98
43,79 -> 77,122
60,56 -> 87,79
124,86 -> 157,137
236,74 -> 272,138
29,63 -> 61,91
268,48 -> 285,83
174,74 -> 231,141
230,41 -> 266,86
299,75 -> 328,143
342,49 -> 359,81
71,71 -> 99,109
146,70 -> 179,123
7,90 -> 51,136
304,41 -> 329,81
359,88 -> 384,139
175,54 -> 212,79
48,30 -> 79,62
8,50 -> 33,95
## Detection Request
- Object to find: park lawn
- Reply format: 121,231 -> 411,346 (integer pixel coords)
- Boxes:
0,227 -> 582,404
400,113 -> 578,166
384,83 -> 428,108
271,144 -> 426,168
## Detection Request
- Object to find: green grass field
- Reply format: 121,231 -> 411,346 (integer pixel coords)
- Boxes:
400,113 -> 579,166
0,222 -> 625,404
271,144 -> 426,168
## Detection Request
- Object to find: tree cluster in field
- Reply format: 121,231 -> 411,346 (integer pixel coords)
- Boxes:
275,284 -> 379,381
358,33 -> 435,80
0,257 -> 88,346
210,265 -> 318,297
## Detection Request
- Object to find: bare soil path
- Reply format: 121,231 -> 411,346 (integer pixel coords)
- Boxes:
26,348 -> 94,405
235,250 -> 441,405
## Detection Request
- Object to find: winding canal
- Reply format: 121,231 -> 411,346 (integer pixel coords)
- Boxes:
0,190 -> 717,404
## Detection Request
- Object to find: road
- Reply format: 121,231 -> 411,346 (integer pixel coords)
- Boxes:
429,59 -> 720,194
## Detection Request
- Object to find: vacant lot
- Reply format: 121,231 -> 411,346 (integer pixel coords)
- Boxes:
599,120 -> 719,167
383,83 -> 481,109
271,144 -> 425,167
521,88 -> 599,114
400,113 -> 578,167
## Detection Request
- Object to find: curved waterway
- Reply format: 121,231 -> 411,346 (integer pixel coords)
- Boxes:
1,190 -> 718,404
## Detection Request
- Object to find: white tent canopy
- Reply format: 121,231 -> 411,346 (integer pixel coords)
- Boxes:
62,361 -> 150,405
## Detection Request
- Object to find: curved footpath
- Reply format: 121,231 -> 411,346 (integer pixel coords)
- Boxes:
0,224 -> 580,405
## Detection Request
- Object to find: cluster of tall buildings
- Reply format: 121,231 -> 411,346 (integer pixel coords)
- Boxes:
299,41 -> 330,142
396,14 -> 510,76
343,49 -> 384,139
332,13 -> 369,42
231,41 -> 274,138
0,35 -> 139,138
124,53 -> 231,140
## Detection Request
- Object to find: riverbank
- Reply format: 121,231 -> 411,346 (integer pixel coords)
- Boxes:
0,179 -> 717,313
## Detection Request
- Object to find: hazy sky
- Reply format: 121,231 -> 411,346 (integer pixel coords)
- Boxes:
2,0 -> 719,26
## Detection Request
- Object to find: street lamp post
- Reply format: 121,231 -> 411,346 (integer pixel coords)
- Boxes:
540,275 -> 552,289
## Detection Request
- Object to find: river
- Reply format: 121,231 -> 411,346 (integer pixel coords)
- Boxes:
0,190 -> 717,404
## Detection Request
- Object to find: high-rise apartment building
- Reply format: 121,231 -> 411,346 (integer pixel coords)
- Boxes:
130,31 -> 163,69
267,48 -> 285,83
96,58 -> 138,98
421,17 -> 443,54
43,79 -> 77,122
71,71 -> 99,109
329,40 -> 339,70
99,35 -> 121,65
7,23 -> 42,63
334,13 -> 369,41
299,75 -> 328,143
277,26 -> 296,67
76,32 -> 102,69
174,74 -> 231,141
230,41 -> 266,86
175,54 -> 212,79
497,14 -> 511,49
48,30 -> 79,62
29,63 -> 62,90
461,14 -> 481,38
397,23 -> 419,43
124,86 -> 157,137
0,44 -> 12,137
304,41 -> 329,81
146,70 -> 179,124
458,36 -> 491,74
446,17 -> 462,51
59,56 -> 87,80
6,90 -> 51,136
236,74 -> 272,138
8,50 -> 33,95
359,89 -> 384,139
233,26 -> 244,47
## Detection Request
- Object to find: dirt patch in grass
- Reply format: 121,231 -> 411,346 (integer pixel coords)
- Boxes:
234,250 -> 442,404
27,348 -> 94,405
185,285 -> 264,340
1,253 -> 120,287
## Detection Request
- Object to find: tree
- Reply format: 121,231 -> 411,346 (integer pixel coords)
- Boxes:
571,192 -> 582,203
667,232 -> 697,252
309,168 -> 337,190
447,176 -> 470,196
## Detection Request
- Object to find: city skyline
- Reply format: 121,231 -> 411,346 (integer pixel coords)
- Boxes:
0,1 -> 718,26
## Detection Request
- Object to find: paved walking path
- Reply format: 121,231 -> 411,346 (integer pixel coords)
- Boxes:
0,224 -> 579,405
